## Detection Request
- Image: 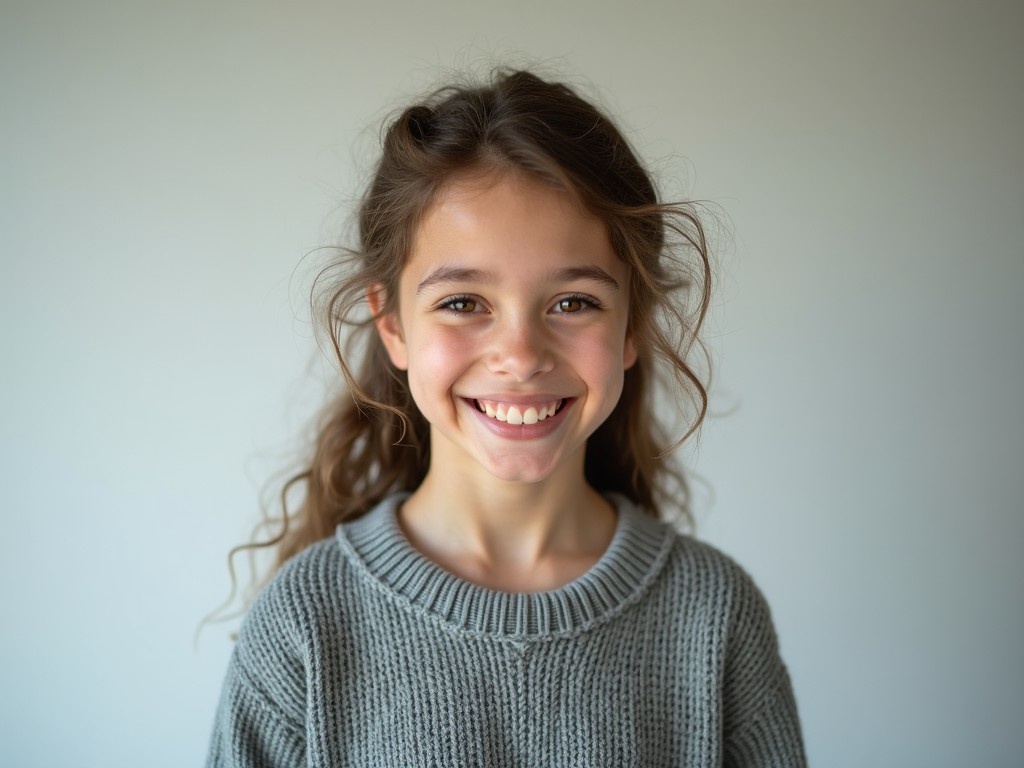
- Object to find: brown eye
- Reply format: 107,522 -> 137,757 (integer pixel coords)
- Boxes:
443,297 -> 477,313
556,297 -> 585,313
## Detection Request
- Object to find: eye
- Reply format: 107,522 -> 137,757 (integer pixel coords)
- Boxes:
437,295 -> 479,314
553,294 -> 601,313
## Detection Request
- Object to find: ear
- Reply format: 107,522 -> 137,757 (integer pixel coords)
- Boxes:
368,284 -> 408,371
623,333 -> 638,370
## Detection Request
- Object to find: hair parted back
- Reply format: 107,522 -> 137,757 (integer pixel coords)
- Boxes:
248,68 -> 712,576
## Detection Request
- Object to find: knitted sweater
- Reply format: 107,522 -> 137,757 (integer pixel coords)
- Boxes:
207,494 -> 805,767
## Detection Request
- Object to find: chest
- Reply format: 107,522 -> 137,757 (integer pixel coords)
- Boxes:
302,603 -> 728,768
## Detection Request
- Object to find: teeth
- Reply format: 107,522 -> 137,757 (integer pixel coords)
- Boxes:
475,399 -> 563,424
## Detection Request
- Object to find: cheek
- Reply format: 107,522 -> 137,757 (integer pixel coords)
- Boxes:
574,330 -> 629,398
406,328 -> 473,401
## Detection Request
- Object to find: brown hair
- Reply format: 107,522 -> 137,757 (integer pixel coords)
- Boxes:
243,69 -> 711,579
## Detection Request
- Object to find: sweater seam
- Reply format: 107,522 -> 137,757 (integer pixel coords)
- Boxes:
725,668 -> 791,746
232,654 -> 306,738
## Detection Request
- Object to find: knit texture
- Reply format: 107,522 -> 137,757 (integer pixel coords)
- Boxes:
207,494 -> 806,767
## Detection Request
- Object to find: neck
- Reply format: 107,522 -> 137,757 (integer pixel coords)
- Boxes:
398,450 -> 616,590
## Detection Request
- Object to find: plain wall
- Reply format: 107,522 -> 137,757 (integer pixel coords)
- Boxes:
2,1 -> 1021,765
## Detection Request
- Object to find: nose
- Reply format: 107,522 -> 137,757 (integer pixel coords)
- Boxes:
486,317 -> 555,381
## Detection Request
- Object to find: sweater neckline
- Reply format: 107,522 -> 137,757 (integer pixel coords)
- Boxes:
337,493 -> 675,639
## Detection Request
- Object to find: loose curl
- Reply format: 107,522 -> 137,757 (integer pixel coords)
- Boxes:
236,69 -> 712,584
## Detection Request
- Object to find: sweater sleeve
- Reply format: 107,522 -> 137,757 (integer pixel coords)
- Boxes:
721,568 -> 807,768
206,576 -> 309,768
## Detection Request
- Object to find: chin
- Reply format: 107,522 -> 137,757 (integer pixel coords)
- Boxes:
487,468 -> 555,485
476,451 -> 571,486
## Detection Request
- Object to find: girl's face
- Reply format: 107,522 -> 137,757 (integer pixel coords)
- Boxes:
374,171 -> 636,487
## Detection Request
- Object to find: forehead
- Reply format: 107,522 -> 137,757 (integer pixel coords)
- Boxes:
407,171 -> 622,278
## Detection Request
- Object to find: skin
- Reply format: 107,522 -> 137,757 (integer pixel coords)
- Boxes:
372,171 -> 637,592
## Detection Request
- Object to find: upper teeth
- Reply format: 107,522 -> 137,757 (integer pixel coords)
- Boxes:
476,399 -> 563,425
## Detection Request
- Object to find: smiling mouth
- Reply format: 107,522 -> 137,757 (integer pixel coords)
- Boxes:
472,398 -> 567,425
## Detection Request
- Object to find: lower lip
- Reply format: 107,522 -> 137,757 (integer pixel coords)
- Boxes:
462,398 -> 574,440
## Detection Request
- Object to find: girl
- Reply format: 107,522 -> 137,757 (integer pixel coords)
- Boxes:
207,69 -> 805,767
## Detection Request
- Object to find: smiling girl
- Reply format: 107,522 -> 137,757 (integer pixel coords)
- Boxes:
207,70 -> 806,767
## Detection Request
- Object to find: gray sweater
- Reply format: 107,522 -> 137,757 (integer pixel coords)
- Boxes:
207,494 -> 805,767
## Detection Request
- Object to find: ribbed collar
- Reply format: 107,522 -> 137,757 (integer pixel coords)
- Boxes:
337,493 -> 675,639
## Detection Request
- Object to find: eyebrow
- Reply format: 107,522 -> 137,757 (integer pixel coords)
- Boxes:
416,264 -> 620,294
416,266 -> 491,295
555,266 -> 620,291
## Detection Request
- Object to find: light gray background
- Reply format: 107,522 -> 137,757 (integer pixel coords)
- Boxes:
2,1 -> 1021,765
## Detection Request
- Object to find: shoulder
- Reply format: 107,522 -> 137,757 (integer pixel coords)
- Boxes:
240,494 -> 416,648
243,533 -> 349,634
611,495 -> 768,606
667,532 -> 770,607
235,534 -> 351,664
664,528 -> 749,580
633,505 -> 767,605
610,495 -> 779,640
658,527 -> 803,755
646,518 -> 782,655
